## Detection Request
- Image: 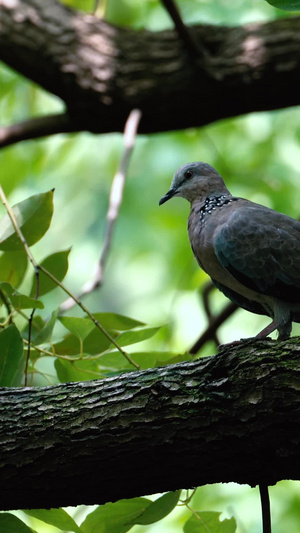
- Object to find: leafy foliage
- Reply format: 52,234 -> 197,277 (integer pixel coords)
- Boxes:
24,509 -> 82,533
0,513 -> 37,533
184,512 -> 236,533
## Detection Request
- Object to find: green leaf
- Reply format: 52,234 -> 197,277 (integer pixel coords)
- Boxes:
52,333 -> 81,356
55,358 -> 104,383
34,309 -> 59,345
30,249 -> 70,297
133,491 -> 181,525
98,351 -> 186,372
0,250 -> 28,287
0,282 -> 44,310
59,316 -> 95,342
0,324 -> 25,386
98,351 -> 137,371
0,190 -> 54,251
113,326 -> 161,348
0,513 -> 37,533
53,327 -> 113,358
264,0 -> 300,10
24,508 -> 82,533
80,498 -> 152,533
83,327 -> 114,354
93,312 -> 144,330
184,512 -> 237,533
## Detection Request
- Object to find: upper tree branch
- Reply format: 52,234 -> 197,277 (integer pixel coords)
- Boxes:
1,0 -> 300,145
1,338 -> 300,510
0,113 -> 80,148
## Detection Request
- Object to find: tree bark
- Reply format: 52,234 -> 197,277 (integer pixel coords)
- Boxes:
1,0 -> 300,143
1,338 -> 300,511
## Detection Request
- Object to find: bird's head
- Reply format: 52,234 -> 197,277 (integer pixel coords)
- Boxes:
159,162 -> 229,205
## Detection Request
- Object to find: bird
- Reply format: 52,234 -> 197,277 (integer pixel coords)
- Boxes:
159,161 -> 300,341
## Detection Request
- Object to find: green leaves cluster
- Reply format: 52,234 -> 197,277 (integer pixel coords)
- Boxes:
0,191 -> 170,387
0,494 -> 237,533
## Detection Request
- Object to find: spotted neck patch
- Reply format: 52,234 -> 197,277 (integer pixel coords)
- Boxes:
197,194 -> 238,221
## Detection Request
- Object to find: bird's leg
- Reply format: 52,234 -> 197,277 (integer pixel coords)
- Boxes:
256,301 -> 292,340
218,318 -> 291,350
218,304 -> 292,349
255,321 -> 278,339
277,321 -> 292,340
256,317 -> 292,341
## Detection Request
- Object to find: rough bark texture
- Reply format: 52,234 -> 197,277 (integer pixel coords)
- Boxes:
1,338 -> 300,511
1,0 -> 300,138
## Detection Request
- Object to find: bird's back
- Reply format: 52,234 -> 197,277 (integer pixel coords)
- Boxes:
188,194 -> 300,308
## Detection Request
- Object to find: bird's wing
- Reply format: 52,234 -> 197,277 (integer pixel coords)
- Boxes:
212,279 -> 269,316
214,204 -> 300,302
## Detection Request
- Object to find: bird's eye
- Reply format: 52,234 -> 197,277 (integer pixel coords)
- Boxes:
185,170 -> 194,179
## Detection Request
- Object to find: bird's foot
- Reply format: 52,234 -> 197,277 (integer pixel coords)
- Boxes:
218,336 -> 260,350
218,334 -> 276,351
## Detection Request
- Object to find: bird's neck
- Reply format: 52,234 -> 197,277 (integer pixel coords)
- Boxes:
191,192 -> 233,213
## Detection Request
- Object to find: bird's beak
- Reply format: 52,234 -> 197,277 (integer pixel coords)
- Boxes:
159,187 -> 177,206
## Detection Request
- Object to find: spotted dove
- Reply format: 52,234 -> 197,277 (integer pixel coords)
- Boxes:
159,162 -> 300,340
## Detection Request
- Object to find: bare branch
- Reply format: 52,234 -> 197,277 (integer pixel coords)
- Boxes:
60,108 -> 142,311
160,0 -> 207,60
190,299 -> 237,354
202,282 -> 221,346
0,113 -> 78,149
96,108 -> 142,285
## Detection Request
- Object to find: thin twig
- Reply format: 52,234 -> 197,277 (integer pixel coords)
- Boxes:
202,282 -> 220,345
259,484 -> 272,533
22,338 -> 87,361
189,300 -> 237,355
160,0 -> 208,61
60,108 -> 142,312
0,113 -> 78,149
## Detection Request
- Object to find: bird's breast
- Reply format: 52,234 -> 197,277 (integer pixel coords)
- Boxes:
188,200 -> 233,275
187,200 -> 273,307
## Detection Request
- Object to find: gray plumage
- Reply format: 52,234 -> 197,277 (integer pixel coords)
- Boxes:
159,161 -> 300,340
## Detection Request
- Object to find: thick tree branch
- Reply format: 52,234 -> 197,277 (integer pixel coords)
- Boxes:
1,0 -> 300,145
1,338 -> 300,510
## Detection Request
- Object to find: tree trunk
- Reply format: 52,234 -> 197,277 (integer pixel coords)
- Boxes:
1,0 -> 300,141
1,338 -> 300,510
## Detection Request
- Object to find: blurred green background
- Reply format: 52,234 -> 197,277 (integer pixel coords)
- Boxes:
1,0 -> 300,531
